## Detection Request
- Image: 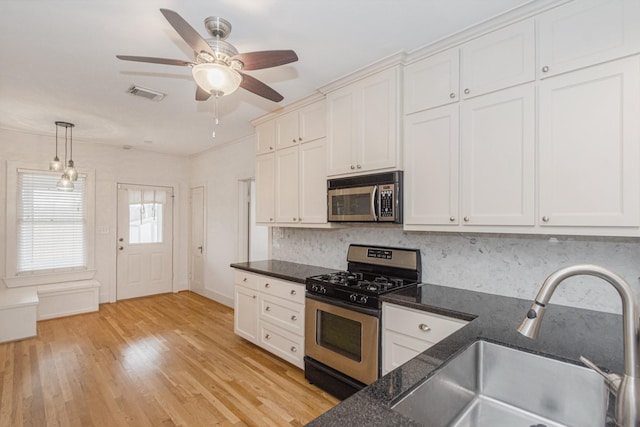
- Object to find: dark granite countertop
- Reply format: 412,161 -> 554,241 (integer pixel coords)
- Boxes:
230,260 -> 339,285
307,283 -> 624,426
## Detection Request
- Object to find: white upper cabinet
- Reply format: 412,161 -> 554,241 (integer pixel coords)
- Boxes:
327,66 -> 400,176
460,19 -> 535,99
539,56 -> 640,228
404,104 -> 460,226
275,145 -> 300,224
276,101 -> 326,150
255,153 -> 275,224
537,0 -> 640,79
256,120 -> 276,155
460,84 -> 535,226
299,138 -> 328,224
404,48 -> 460,114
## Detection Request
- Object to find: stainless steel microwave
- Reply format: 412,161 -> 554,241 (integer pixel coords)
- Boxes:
327,171 -> 402,223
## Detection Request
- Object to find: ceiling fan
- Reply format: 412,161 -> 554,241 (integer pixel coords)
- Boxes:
116,9 -> 298,102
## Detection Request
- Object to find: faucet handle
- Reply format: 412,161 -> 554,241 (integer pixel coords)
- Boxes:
580,356 -> 622,395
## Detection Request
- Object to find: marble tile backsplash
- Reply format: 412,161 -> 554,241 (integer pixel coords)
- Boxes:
271,226 -> 640,314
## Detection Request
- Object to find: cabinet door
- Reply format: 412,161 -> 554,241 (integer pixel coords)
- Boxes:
460,19 -> 535,99
539,57 -> 640,227
404,48 -> 460,114
326,88 -> 357,175
358,67 -> 400,172
404,104 -> 459,225
256,121 -> 276,155
276,111 -> 300,150
298,101 -> 326,143
275,145 -> 300,224
299,138 -> 328,224
255,153 -> 275,224
234,285 -> 258,343
538,0 -> 640,79
461,84 -> 535,226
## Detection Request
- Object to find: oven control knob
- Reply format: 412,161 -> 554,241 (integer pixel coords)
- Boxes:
311,285 -> 318,292
319,286 -> 327,294
359,295 -> 368,304
349,294 -> 357,302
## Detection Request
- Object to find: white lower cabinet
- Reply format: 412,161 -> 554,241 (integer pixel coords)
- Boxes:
233,269 -> 305,369
382,303 -> 468,375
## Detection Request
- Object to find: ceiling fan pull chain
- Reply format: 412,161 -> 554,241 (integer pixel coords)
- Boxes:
212,92 -> 221,138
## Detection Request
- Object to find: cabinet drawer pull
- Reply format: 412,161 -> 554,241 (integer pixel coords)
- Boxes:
419,323 -> 431,332
464,88 -> 470,95
243,277 -> 247,282
252,295 -> 256,299
463,216 -> 470,222
356,164 -> 362,169
265,334 -> 271,339
290,346 -> 297,353
265,306 -> 271,312
350,165 -> 356,170
449,216 -> 455,222
449,92 -> 456,99
290,289 -> 296,296
542,66 -> 549,73
291,315 -> 297,321
542,216 -> 550,223
264,283 -> 270,288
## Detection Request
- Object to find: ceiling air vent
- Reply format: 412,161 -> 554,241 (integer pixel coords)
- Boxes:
127,85 -> 166,102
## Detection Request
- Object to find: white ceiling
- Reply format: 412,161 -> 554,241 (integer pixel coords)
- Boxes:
0,0 -> 535,156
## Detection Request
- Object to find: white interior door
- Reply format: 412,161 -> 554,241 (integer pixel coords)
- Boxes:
190,186 -> 205,292
117,184 -> 173,300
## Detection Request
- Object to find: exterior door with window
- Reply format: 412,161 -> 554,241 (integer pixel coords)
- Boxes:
117,184 -> 173,300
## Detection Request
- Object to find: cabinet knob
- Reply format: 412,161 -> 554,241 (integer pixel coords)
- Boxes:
542,66 -> 549,73
252,295 -> 256,299
290,346 -> 297,353
291,315 -> 297,321
350,165 -> 356,170
293,217 -> 297,222
269,218 -> 273,222
269,146 -> 274,150
356,164 -> 362,169
292,138 -> 296,143
243,277 -> 247,282
542,216 -> 550,223
265,334 -> 271,340
119,246 -> 124,250
449,92 -> 456,99
119,237 -> 124,242
298,137 -> 302,141
419,323 -> 431,332
290,289 -> 296,295
464,88 -> 470,95
265,306 -> 271,311
463,216 -> 470,222
265,283 -> 270,288
298,217 -> 302,222
449,216 -> 455,222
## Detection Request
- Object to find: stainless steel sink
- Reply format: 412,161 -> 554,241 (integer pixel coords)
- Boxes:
392,340 -> 608,427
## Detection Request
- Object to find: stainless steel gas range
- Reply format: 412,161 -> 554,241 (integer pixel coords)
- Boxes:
304,244 -> 421,399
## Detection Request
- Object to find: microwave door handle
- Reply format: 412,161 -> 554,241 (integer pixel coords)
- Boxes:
371,185 -> 378,221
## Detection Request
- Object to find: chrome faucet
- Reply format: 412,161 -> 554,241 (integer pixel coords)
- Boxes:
518,264 -> 640,427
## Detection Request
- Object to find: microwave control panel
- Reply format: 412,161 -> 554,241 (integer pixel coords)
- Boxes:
379,184 -> 395,220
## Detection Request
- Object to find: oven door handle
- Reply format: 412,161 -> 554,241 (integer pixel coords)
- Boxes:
371,185 -> 378,222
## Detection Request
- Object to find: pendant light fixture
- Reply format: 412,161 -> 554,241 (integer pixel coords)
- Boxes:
54,121 -> 77,192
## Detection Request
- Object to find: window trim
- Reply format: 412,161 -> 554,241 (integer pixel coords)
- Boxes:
4,161 -> 96,288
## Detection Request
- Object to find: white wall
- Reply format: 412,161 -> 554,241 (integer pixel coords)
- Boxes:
189,134 -> 256,307
0,128 -> 190,302
271,226 -> 640,315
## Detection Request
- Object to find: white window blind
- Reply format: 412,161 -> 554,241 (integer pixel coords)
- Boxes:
17,170 -> 87,274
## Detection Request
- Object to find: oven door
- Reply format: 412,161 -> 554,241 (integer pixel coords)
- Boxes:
305,296 -> 379,385
328,185 -> 378,222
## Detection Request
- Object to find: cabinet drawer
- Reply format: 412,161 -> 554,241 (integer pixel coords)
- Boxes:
258,294 -> 304,336
234,270 -> 259,290
257,276 -> 305,304
258,321 -> 304,369
383,303 -> 467,343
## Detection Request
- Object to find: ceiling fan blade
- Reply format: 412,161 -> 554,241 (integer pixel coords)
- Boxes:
232,50 -> 298,71
116,55 -> 194,67
239,73 -> 284,102
159,8 -> 214,56
196,86 -> 212,101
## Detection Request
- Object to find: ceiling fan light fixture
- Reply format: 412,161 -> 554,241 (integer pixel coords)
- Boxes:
192,63 -> 241,96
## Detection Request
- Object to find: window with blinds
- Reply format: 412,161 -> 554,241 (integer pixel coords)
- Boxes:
17,170 -> 87,274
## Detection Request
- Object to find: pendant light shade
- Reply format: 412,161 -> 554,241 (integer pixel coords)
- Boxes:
53,121 -> 78,190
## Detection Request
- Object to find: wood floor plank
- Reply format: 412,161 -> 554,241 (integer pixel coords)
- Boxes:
0,291 -> 338,426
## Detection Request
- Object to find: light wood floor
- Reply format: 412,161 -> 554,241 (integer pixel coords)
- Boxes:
0,291 -> 339,427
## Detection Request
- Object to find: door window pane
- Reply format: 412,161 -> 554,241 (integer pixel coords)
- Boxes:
129,203 -> 163,244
